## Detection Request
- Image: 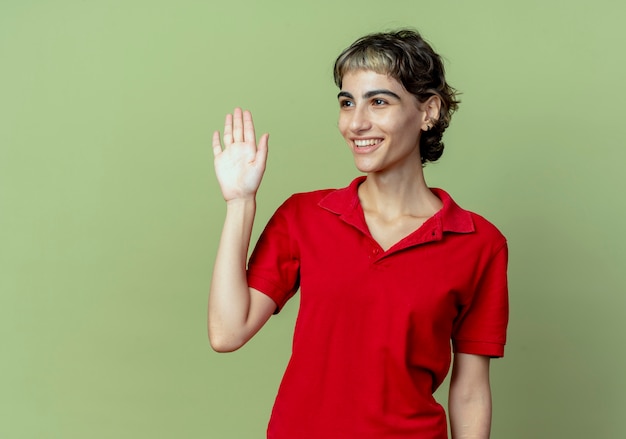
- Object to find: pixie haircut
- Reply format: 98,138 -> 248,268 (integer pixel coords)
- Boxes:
333,29 -> 459,164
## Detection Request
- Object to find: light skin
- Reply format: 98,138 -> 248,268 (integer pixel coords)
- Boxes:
337,70 -> 442,251
209,71 -> 492,438
209,108 -> 275,353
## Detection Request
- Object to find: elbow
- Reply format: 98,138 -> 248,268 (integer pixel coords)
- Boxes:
209,338 -> 241,353
208,330 -> 245,353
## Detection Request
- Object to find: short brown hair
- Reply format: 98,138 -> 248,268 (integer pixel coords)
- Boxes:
333,29 -> 459,164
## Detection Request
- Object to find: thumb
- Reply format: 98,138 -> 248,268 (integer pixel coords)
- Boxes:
256,133 -> 269,165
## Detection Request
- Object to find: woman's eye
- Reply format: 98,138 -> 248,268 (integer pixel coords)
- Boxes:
339,100 -> 354,108
373,98 -> 386,106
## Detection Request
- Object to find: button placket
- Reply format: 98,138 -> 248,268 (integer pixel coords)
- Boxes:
368,246 -> 383,264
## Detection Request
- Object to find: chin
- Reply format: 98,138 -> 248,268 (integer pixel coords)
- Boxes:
353,164 -> 375,174
352,159 -> 378,174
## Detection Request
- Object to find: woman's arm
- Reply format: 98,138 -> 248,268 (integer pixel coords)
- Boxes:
208,108 -> 276,353
448,353 -> 492,439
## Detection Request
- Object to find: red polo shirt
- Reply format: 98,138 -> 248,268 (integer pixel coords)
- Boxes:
247,177 -> 508,439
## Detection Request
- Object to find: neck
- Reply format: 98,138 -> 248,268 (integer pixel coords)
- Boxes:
358,166 -> 442,218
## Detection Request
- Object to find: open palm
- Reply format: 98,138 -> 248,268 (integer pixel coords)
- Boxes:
212,108 -> 269,201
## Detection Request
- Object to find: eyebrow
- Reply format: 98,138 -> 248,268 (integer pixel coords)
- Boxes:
337,89 -> 402,100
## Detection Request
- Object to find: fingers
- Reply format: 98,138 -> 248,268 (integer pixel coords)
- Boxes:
222,108 -> 248,145
232,107 -> 244,143
216,108 -> 266,154
243,110 -> 256,144
222,112 -> 233,146
212,131 -> 222,157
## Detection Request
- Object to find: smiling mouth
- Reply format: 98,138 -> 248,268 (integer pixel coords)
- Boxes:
354,139 -> 382,147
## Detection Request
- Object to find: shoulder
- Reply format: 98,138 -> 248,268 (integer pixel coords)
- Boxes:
269,188 -> 337,224
469,211 -> 507,246
278,177 -> 362,215
466,211 -> 508,264
279,188 -> 336,212
288,188 -> 336,203
434,187 -> 507,253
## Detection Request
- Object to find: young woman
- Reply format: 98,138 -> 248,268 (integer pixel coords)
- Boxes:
209,29 -> 508,439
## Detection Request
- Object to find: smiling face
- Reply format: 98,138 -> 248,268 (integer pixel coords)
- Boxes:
338,70 -> 432,176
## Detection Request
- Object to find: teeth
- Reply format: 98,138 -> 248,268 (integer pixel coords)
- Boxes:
354,139 -> 381,147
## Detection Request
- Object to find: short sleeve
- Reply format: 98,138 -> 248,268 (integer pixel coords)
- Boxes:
452,241 -> 509,357
247,199 -> 300,313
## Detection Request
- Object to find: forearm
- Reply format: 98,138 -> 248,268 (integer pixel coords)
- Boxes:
208,197 -> 258,351
449,385 -> 491,438
448,354 -> 492,439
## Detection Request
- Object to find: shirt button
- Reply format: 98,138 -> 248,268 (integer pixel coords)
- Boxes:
372,248 -> 380,255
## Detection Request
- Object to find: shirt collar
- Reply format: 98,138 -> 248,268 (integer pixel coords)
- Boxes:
319,176 -> 475,237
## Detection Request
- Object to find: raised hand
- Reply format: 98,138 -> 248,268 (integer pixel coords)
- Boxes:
212,108 -> 269,202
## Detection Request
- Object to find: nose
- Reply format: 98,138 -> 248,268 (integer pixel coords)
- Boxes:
349,106 -> 372,133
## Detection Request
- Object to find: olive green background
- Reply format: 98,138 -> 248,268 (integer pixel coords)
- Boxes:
1,0 -> 624,437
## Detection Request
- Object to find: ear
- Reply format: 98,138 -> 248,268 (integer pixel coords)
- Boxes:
420,95 -> 442,132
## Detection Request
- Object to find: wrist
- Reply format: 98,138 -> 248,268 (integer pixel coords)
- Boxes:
225,195 -> 256,207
